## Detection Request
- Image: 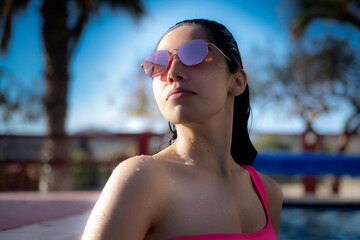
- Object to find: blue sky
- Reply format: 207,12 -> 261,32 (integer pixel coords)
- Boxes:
0,0 -> 357,135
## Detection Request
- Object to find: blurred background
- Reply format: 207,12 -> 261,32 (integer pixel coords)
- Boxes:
0,0 -> 360,239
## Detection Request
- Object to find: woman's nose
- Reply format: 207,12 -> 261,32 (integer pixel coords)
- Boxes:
165,55 -> 187,84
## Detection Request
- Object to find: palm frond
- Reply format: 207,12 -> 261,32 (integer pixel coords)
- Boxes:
0,0 -> 30,54
97,0 -> 145,17
288,0 -> 360,39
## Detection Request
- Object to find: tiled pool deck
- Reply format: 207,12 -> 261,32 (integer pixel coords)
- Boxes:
1,179 -> 359,240
0,191 -> 98,240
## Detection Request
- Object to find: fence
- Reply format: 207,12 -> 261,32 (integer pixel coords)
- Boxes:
0,133 -> 165,191
1,133 -> 360,192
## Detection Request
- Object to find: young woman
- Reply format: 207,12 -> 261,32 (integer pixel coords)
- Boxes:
82,19 -> 283,240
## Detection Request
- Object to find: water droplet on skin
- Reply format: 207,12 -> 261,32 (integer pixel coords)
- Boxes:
92,222 -> 100,229
185,158 -> 194,165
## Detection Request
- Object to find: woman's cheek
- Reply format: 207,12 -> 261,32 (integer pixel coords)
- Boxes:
152,80 -> 167,117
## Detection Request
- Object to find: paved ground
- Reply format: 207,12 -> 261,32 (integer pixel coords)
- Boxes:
281,176 -> 360,198
0,191 -> 99,231
0,211 -> 91,240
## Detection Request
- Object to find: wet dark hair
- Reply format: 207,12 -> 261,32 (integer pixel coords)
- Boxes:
162,19 -> 257,165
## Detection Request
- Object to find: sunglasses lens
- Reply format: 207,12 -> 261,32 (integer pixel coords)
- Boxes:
142,39 -> 209,77
142,50 -> 169,77
178,39 -> 208,66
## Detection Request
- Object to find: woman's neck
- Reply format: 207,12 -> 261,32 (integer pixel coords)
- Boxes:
171,117 -> 237,178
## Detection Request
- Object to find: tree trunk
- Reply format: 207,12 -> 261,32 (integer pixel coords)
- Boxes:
39,0 -> 70,191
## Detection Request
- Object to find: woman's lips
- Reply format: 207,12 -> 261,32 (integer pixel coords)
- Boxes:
166,87 -> 196,101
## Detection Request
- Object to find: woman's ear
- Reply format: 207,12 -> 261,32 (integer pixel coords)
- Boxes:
228,69 -> 248,96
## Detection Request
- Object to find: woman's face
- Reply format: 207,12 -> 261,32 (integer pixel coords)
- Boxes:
152,25 -> 233,125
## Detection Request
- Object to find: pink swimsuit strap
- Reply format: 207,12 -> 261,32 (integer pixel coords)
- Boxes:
170,165 -> 277,240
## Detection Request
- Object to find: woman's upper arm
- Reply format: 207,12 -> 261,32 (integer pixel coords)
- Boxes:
82,156 -> 165,240
260,173 -> 283,236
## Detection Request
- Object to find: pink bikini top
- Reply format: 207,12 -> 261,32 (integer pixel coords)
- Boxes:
170,165 -> 277,240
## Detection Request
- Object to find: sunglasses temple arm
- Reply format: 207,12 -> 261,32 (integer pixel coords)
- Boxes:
209,43 -> 232,62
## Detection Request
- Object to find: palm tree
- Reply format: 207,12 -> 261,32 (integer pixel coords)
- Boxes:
1,0 -> 144,190
286,0 -> 360,39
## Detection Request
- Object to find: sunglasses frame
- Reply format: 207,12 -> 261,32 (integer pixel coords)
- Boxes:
141,39 -> 232,78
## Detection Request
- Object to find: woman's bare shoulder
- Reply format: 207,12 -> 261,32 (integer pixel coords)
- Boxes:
108,155 -> 171,205
82,155 -> 169,240
258,173 -> 283,200
113,155 -> 165,180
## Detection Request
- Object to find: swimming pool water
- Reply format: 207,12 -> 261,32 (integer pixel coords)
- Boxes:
279,208 -> 360,240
